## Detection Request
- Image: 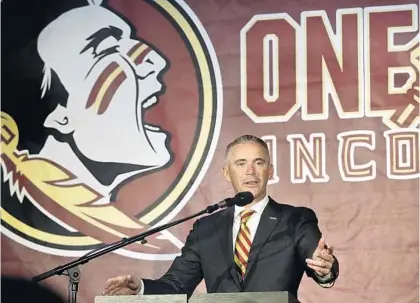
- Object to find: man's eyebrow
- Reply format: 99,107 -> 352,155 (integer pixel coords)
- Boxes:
254,158 -> 267,163
234,159 -> 247,164
80,25 -> 123,55
233,158 -> 267,165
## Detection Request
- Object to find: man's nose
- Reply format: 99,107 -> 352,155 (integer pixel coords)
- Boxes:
245,164 -> 256,175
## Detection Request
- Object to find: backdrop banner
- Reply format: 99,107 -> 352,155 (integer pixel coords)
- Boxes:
1,0 -> 419,302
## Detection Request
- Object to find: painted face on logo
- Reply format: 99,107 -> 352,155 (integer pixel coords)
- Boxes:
223,142 -> 274,203
37,5 -> 170,168
1,0 -> 223,259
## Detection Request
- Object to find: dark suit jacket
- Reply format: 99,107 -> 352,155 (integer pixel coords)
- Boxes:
143,197 -> 339,299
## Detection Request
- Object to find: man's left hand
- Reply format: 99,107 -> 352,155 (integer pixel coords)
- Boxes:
305,237 -> 334,277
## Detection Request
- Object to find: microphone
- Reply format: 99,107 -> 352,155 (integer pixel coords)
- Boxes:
206,191 -> 254,213
31,191 -> 254,297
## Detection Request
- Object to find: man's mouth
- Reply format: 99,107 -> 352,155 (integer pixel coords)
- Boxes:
142,95 -> 161,132
244,180 -> 259,186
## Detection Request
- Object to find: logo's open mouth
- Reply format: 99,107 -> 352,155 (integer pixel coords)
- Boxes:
143,96 -> 158,108
142,95 -> 162,133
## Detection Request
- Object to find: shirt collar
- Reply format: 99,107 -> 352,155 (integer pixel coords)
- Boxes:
234,194 -> 270,219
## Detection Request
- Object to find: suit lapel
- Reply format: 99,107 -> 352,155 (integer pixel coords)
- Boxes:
243,198 -> 283,281
215,207 -> 242,289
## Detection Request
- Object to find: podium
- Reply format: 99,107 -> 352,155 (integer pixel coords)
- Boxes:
95,294 -> 186,303
95,292 -> 299,303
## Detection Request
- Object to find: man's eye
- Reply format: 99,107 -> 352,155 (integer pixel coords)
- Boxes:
236,162 -> 246,167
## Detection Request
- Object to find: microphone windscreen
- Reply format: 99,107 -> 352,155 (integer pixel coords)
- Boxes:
235,191 -> 254,206
225,191 -> 254,207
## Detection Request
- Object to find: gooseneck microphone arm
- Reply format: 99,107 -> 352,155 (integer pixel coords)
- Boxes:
31,192 -> 254,303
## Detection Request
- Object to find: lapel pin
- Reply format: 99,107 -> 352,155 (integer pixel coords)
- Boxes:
269,216 -> 277,220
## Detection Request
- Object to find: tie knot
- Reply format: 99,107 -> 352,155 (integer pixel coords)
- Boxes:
240,209 -> 255,224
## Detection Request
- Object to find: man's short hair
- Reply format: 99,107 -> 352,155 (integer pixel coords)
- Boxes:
224,134 -> 270,161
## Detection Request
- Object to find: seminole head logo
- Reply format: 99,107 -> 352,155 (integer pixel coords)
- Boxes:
1,0 -> 222,260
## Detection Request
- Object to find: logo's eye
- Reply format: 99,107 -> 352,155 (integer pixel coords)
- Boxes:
81,26 -> 123,59
95,37 -> 119,56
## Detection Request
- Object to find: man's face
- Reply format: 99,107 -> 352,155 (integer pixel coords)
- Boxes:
38,6 -> 171,168
223,142 -> 273,203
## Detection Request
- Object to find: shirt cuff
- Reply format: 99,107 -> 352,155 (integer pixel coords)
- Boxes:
314,271 -> 334,288
138,279 -> 145,295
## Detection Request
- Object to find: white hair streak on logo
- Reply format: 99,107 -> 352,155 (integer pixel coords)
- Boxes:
87,0 -> 104,6
40,0 -> 104,98
40,64 -> 52,99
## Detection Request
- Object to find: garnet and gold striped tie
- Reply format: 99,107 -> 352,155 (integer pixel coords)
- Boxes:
234,209 -> 255,279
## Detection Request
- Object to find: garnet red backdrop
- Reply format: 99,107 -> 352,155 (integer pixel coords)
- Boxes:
1,1 -> 419,303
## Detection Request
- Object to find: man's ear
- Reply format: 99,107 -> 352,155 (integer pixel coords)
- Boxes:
43,104 -> 74,134
269,164 -> 274,179
223,166 -> 231,183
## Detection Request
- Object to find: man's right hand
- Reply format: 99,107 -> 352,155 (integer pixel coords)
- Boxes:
103,275 -> 141,296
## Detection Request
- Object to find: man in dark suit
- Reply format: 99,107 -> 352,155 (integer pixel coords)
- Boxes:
103,135 -> 339,299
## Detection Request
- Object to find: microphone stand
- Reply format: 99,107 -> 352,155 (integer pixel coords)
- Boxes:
32,203 -> 222,303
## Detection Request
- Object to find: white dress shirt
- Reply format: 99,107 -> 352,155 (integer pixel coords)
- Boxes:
232,195 -> 270,251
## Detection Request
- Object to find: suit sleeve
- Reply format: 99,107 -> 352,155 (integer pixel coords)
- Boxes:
294,207 -> 339,286
142,220 -> 203,297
